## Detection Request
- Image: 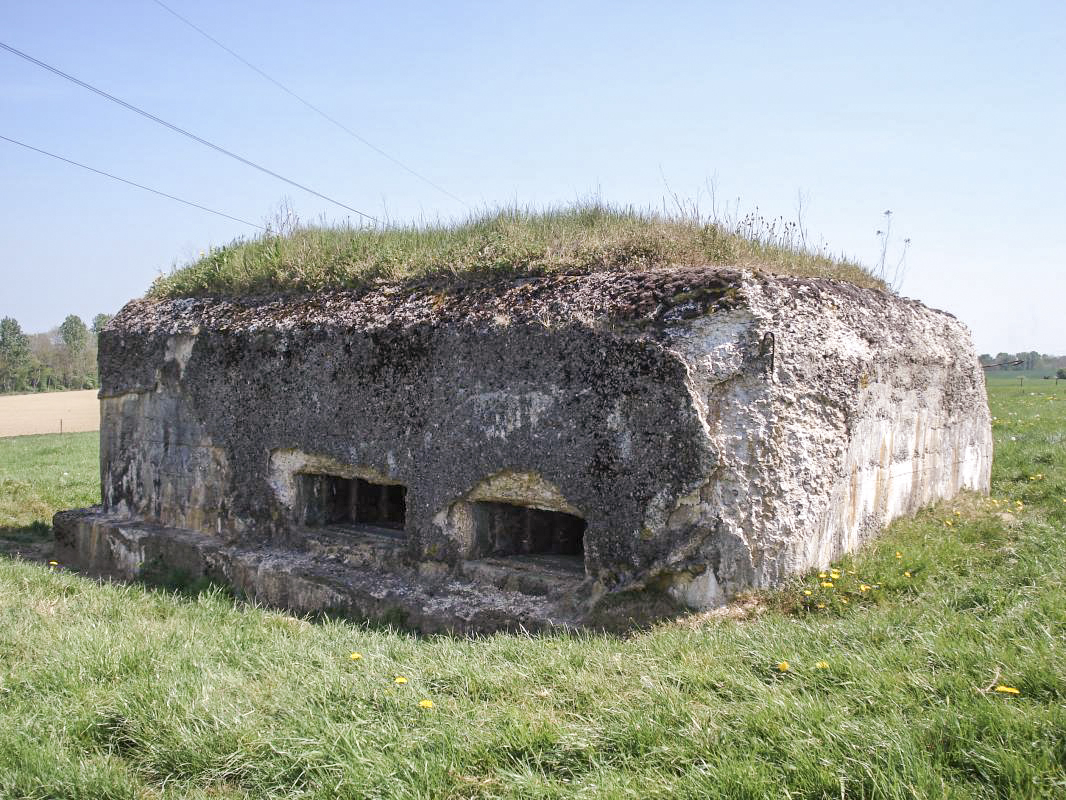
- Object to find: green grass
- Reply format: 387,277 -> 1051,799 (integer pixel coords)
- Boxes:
148,203 -> 883,298
985,369 -> 1066,387
1,382 -> 1064,799
0,431 -> 97,552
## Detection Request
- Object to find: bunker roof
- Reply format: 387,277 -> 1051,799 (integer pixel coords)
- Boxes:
149,204 -> 885,300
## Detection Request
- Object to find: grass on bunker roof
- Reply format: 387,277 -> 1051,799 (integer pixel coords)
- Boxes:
148,202 -> 885,298
1,379 -> 1065,798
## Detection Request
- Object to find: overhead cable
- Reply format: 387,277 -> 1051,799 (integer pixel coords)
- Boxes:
1,133 -> 265,230
0,40 -> 378,222
149,0 -> 467,207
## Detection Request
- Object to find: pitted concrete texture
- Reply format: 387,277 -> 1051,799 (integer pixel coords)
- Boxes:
55,267 -> 993,630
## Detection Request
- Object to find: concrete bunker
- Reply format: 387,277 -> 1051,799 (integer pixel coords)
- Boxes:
54,267 -> 994,633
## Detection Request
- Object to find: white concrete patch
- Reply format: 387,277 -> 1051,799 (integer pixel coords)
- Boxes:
163,333 -> 198,379
667,568 -> 725,610
463,469 -> 580,515
467,390 -> 558,439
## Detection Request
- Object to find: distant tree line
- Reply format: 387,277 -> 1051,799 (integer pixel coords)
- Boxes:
978,351 -> 1066,379
978,352 -> 1066,372
0,313 -> 111,393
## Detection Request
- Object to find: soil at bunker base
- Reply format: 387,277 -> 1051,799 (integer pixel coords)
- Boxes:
0,390 -> 99,437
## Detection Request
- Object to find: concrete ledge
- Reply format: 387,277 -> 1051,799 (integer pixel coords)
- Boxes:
53,508 -> 607,634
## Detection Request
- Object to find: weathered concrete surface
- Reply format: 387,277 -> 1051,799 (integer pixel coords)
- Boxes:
55,267 -> 993,630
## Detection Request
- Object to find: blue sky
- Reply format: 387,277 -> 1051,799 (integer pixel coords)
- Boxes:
1,0 -> 1063,354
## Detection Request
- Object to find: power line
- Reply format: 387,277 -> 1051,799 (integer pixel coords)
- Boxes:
0,40 -> 378,223
0,133 -> 265,230
149,0 -> 467,208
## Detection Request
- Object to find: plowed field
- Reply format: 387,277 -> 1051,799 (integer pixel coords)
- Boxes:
0,390 -> 99,437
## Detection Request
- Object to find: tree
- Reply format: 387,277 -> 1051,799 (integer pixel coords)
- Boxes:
91,313 -> 113,335
1058,369 -> 1066,380
0,317 -> 31,392
57,315 -> 91,388
59,314 -> 89,358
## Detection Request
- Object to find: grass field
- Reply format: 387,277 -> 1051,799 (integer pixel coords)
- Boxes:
0,379 -> 1063,798
0,389 -> 100,438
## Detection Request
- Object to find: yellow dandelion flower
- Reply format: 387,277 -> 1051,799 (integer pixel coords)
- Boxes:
419,699 -> 434,708
818,571 -> 827,578
830,571 -> 841,579
394,675 -> 408,685
954,510 -> 962,516
803,589 -> 812,596
994,685 -> 1020,695
895,551 -> 902,559
860,584 -> 871,592
817,603 -> 826,609
48,560 -> 58,566
903,570 -> 912,578
815,661 -> 829,669
821,581 -> 834,588
349,652 -> 363,661
777,661 -> 789,672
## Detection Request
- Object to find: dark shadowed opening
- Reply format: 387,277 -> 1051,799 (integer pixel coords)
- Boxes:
470,501 -> 585,559
299,474 -> 406,530
352,478 -> 407,529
